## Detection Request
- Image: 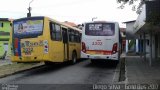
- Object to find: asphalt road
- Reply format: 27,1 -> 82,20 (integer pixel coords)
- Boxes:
0,60 -> 119,90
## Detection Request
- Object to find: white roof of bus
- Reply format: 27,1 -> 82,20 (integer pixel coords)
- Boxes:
84,21 -> 118,24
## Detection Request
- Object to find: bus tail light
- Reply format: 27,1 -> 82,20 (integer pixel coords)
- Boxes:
43,40 -> 48,53
82,42 -> 86,53
112,43 -> 118,54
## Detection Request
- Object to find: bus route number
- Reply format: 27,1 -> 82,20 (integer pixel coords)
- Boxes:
92,42 -> 102,45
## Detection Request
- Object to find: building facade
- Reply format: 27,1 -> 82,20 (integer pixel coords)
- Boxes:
123,20 -> 140,54
120,28 -> 126,52
0,18 -> 12,59
134,0 -> 160,66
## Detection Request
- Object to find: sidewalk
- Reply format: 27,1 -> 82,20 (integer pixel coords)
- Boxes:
0,57 -> 12,66
125,55 -> 160,84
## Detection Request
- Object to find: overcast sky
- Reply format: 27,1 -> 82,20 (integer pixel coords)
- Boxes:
0,0 -> 139,27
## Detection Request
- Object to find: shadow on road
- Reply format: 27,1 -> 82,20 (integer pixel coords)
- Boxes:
84,60 -> 118,69
18,59 -> 86,77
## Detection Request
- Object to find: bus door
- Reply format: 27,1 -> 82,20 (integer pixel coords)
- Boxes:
62,28 -> 69,61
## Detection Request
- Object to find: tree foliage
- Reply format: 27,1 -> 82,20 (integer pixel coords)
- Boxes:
117,0 -> 145,11
117,0 -> 139,5
117,0 -> 160,25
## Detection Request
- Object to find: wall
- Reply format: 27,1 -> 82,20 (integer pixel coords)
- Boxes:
134,4 -> 146,33
0,20 -> 12,58
126,22 -> 138,39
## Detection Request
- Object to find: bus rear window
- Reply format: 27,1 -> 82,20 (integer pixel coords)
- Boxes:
13,17 -> 44,38
85,23 -> 115,36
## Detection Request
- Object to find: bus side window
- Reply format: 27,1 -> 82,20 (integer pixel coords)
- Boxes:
68,29 -> 71,42
73,30 -> 76,42
69,29 -> 74,42
50,22 -> 56,40
78,32 -> 81,43
50,22 -> 62,41
62,28 -> 68,43
55,24 -> 62,41
75,31 -> 80,43
75,31 -> 79,43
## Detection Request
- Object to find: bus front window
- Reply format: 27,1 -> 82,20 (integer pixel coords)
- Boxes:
13,17 -> 44,38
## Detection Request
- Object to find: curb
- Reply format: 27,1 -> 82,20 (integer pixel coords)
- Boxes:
124,59 -> 128,84
112,61 -> 121,83
119,57 -> 125,82
112,57 -> 125,83
0,62 -> 45,78
0,62 -> 12,67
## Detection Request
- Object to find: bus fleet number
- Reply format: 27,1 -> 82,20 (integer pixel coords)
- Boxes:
92,42 -> 102,45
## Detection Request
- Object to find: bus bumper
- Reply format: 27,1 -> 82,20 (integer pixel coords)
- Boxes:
81,51 -> 119,60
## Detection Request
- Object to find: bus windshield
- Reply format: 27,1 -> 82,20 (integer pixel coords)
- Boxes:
13,17 -> 44,38
85,23 -> 115,36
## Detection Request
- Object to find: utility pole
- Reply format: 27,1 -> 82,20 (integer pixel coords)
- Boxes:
27,0 -> 34,17
92,17 -> 97,21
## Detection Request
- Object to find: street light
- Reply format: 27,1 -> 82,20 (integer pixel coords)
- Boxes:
27,0 -> 34,17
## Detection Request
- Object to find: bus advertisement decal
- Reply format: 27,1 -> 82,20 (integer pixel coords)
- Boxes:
18,39 -> 22,57
14,38 -> 21,57
21,40 -> 44,55
22,47 -> 33,56
21,40 -> 43,48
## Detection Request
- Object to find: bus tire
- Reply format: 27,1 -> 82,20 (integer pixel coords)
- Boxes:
91,59 -> 96,64
71,51 -> 77,64
116,60 -> 119,64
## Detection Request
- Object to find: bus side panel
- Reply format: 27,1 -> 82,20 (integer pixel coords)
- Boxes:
42,18 -> 52,62
68,43 -> 81,60
49,41 -> 64,62
76,43 -> 81,59
42,18 -> 64,63
69,42 -> 74,60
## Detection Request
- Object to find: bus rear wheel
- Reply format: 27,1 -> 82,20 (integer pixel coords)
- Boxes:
71,52 -> 77,64
91,59 -> 96,64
